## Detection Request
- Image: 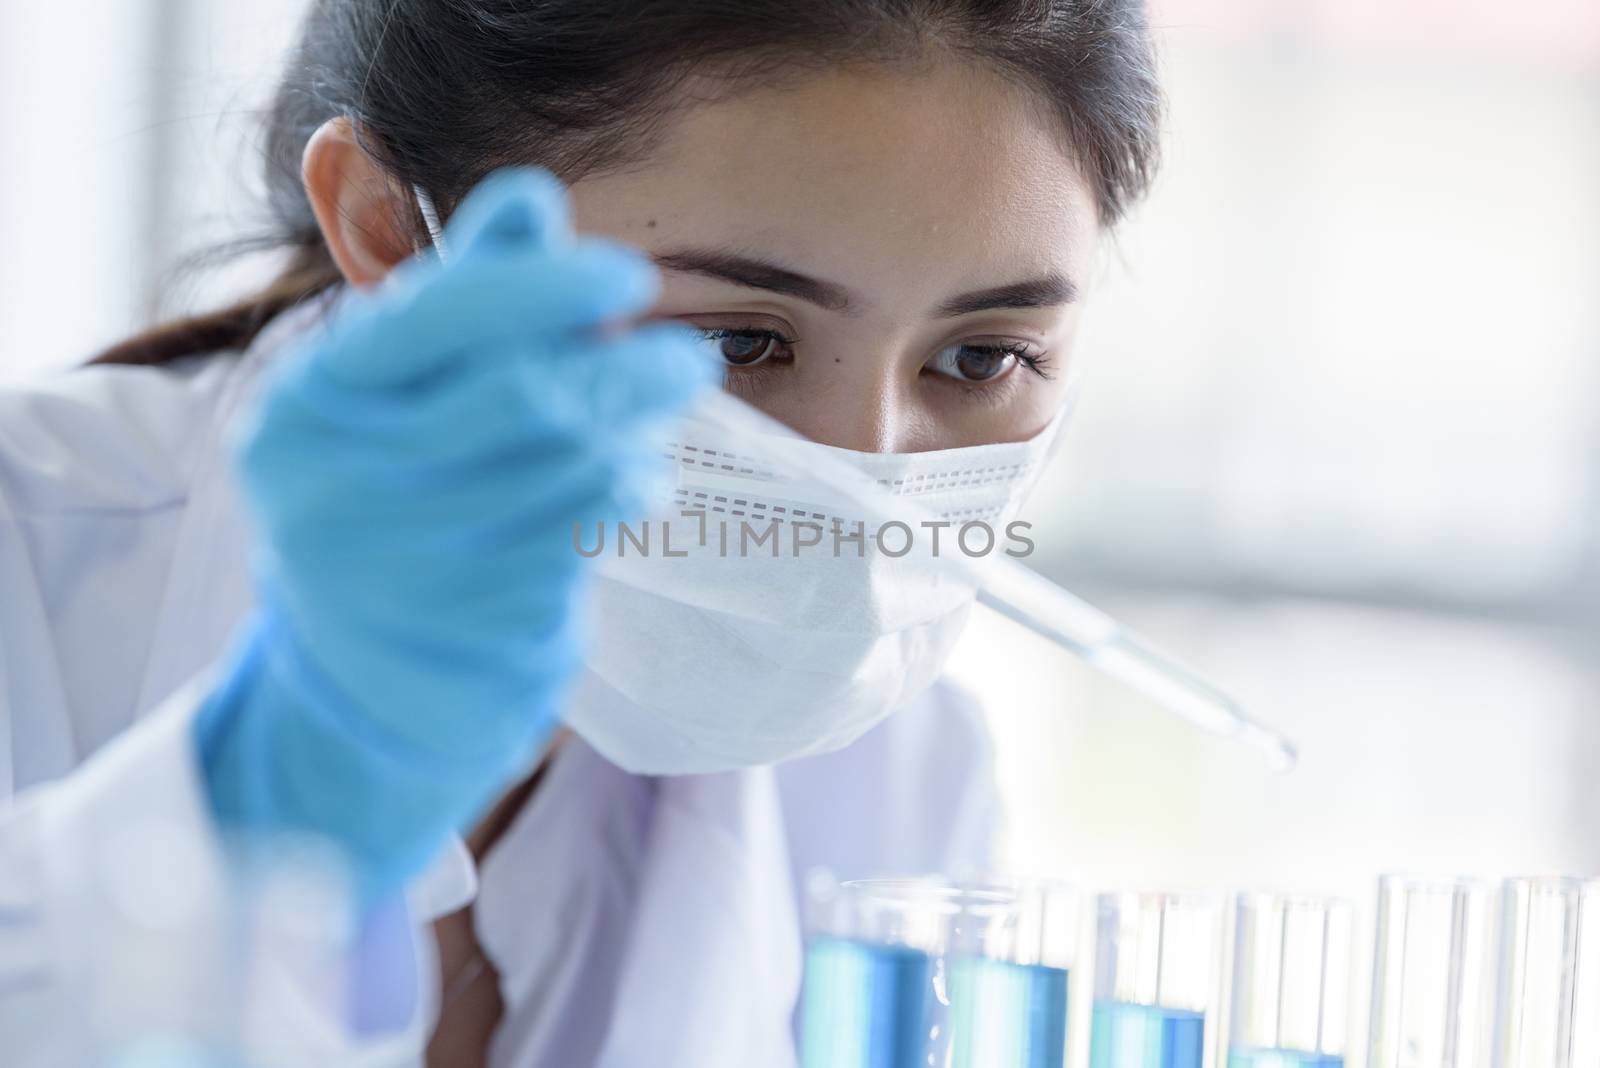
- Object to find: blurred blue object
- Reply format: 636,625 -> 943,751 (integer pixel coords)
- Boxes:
947,957 -> 1069,1068
1089,1001 -> 1206,1068
801,937 -> 934,1068
194,168 -> 712,899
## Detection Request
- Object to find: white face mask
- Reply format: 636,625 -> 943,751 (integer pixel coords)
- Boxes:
562,402 -> 1072,775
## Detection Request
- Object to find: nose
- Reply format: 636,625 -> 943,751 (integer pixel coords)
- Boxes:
776,378 -> 912,453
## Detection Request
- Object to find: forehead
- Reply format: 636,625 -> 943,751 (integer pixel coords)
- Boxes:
570,57 -> 1098,300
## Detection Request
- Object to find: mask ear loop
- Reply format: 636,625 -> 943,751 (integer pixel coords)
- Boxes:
414,185 -> 450,261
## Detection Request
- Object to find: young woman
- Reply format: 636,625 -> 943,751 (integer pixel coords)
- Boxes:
0,1 -> 1160,1064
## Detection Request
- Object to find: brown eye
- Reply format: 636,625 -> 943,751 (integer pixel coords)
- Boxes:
927,343 -> 1019,383
700,329 -> 783,367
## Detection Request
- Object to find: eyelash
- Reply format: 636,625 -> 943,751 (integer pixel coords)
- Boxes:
699,327 -> 800,359
964,342 -> 1055,381
696,328 -> 1054,382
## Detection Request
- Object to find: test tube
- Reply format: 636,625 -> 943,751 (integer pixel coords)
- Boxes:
1368,876 -> 1495,1068
1090,891 -> 1218,1068
1575,880 -> 1600,1067
1492,876 -> 1600,1068
800,877 -> 1078,1068
802,877 -> 946,1068
946,880 -> 1079,1068
1227,893 -> 1353,1068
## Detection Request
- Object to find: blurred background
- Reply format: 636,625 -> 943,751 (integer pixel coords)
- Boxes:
1,0 -> 1596,1060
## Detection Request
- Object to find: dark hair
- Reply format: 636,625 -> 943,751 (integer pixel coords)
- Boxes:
96,0 -> 1162,367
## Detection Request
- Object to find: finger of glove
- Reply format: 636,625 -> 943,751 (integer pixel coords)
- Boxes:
258,339 -> 578,467
263,319 -> 715,471
237,425 -> 675,591
257,445 -> 658,586
249,437 -> 607,550
338,555 -> 593,658
444,167 -> 574,260
403,323 -> 716,448
561,322 -> 721,426
301,578 -> 586,681
241,355 -> 651,504
263,578 -> 584,759
312,240 -> 660,390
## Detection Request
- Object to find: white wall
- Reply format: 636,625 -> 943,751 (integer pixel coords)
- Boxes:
0,0 -> 309,382
1034,34 -> 1600,619
0,0 -> 163,379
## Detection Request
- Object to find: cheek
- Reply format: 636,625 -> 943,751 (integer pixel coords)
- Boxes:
917,376 -> 1070,448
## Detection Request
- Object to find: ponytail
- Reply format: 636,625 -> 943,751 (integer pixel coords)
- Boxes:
90,242 -> 341,367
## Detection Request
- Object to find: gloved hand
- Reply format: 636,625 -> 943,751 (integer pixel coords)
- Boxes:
194,168 -> 713,899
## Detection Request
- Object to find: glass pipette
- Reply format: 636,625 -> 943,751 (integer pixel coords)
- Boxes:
686,385 -> 1298,773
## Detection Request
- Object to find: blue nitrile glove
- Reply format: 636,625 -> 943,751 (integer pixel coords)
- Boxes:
194,168 -> 714,899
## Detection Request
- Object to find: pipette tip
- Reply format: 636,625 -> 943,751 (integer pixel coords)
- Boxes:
1238,723 -> 1298,774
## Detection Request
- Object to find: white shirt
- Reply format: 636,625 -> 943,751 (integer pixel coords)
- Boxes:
0,303 -> 1001,1066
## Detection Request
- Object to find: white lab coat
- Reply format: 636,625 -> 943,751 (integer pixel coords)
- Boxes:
0,301 -> 1001,1065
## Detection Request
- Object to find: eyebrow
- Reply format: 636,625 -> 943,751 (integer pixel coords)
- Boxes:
932,274 -> 1077,318
652,247 -> 1076,319
652,249 -> 856,313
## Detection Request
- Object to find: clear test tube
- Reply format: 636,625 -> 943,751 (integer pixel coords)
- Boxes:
1089,891 -> 1218,1068
1492,876 -> 1600,1068
946,880 -> 1080,1068
1576,880 -> 1600,1067
1368,875 -> 1496,1068
1226,893 -> 1353,1068
800,877 -> 1079,1068
801,877 -> 949,1068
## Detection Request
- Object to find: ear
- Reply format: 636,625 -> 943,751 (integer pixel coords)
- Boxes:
302,117 -> 419,289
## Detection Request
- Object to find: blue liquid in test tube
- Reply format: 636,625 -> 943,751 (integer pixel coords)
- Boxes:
801,937 -> 934,1068
947,958 -> 1069,1068
1088,1001 -> 1206,1068
1227,1049 -> 1345,1068
801,879 -> 1081,1068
